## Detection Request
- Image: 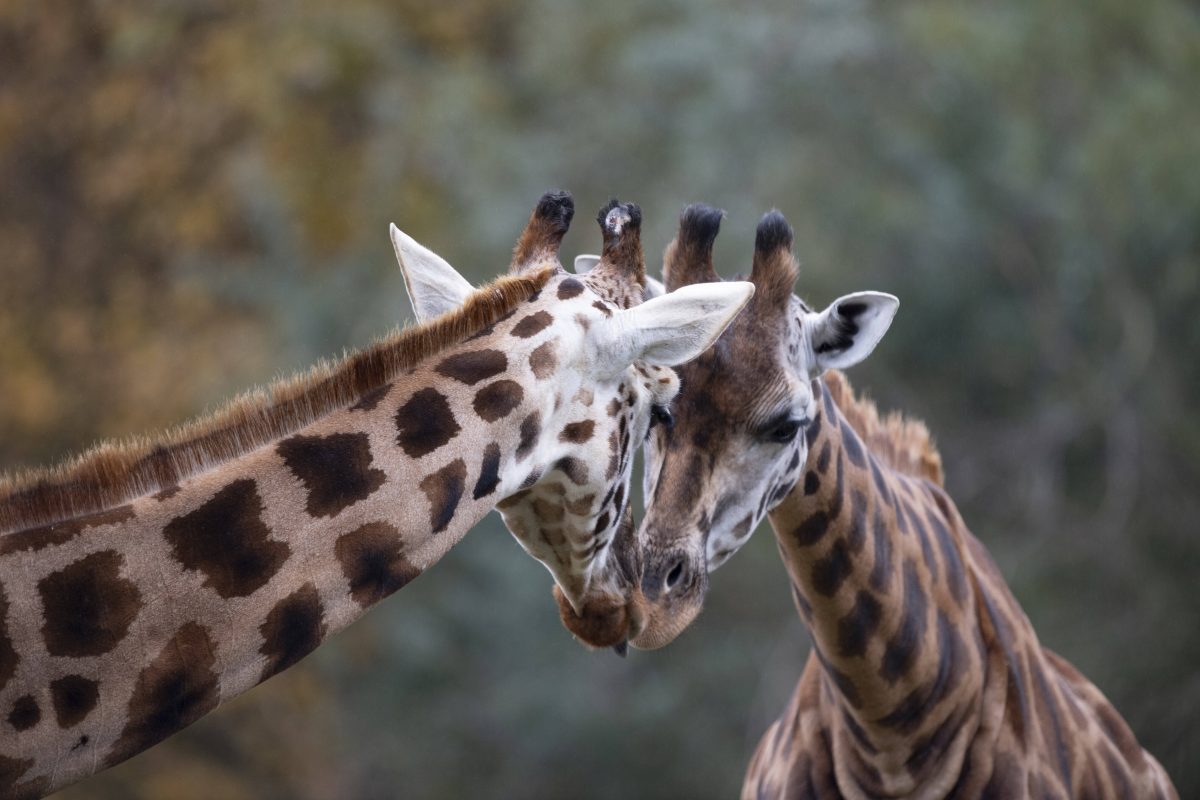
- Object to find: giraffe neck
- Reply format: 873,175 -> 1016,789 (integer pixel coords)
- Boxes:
0,360 -> 540,798
764,379 -> 987,795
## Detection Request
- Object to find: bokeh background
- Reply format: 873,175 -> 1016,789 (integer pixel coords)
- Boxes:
2,1 -> 1197,797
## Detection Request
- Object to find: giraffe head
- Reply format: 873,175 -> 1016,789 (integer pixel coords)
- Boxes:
631,205 -> 898,649
392,192 -> 754,649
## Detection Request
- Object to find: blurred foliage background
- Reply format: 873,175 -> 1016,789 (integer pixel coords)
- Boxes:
2,0 -> 1197,797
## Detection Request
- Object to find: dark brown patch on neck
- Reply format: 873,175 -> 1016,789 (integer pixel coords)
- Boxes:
0,754 -> 39,797
108,621 -> 220,766
558,420 -> 595,444
529,341 -> 558,379
0,586 -> 14,694
277,432 -> 386,518
163,479 -> 290,599
38,550 -> 142,657
6,695 -> 39,731
420,458 -> 468,534
557,277 -> 584,299
879,560 -> 927,684
259,583 -> 327,681
395,388 -> 461,459
335,522 -> 422,607
473,380 -> 524,422
434,349 -> 508,385
516,412 -> 541,461
473,443 -> 503,500
511,310 -> 553,338
50,675 -> 100,729
554,457 -> 589,486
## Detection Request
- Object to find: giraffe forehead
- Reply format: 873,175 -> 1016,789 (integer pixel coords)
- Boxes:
673,344 -> 792,430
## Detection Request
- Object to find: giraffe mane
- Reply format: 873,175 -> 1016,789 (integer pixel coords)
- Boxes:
823,369 -> 945,486
0,267 -> 556,534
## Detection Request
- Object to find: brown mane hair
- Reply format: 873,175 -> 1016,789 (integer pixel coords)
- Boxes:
0,267 -> 556,534
823,369 -> 944,486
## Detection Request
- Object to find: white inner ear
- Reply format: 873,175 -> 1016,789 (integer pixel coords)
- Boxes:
390,223 -> 474,322
593,281 -> 755,373
574,254 -> 601,274
808,291 -> 899,371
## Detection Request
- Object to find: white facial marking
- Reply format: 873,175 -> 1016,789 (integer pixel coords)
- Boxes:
604,206 -> 631,234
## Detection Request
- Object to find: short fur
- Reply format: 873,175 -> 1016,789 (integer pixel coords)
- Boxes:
0,268 -> 555,534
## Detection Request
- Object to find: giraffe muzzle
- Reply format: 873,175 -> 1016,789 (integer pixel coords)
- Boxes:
551,584 -> 647,651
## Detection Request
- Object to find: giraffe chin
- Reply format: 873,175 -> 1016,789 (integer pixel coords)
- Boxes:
627,598 -> 704,651
552,584 -> 646,650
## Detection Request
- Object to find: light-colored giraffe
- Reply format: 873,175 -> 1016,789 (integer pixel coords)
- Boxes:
632,205 -> 1177,798
0,191 -> 754,800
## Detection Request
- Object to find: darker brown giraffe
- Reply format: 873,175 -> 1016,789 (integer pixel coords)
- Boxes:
0,192 -> 754,799
634,206 -> 1177,798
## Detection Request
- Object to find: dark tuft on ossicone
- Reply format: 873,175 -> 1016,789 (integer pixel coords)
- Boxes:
534,190 -> 575,234
678,203 -> 725,253
755,209 -> 794,253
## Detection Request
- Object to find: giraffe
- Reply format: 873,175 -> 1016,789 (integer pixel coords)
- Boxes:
0,191 -> 754,800
631,205 -> 1177,798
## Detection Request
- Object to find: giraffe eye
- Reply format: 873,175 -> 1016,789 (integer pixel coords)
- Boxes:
650,405 -> 674,430
764,418 -> 803,444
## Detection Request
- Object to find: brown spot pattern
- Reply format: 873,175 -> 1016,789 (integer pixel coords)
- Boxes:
38,550 -> 142,657
109,622 -> 220,766
473,443 -> 502,499
7,695 -> 39,731
0,755 -> 37,797
517,412 -> 541,461
434,349 -> 508,385
529,341 -> 558,379
259,583 -> 327,681
164,479 -> 290,599
557,277 -> 585,299
559,420 -> 595,444
510,310 -> 553,338
0,585 -> 14,693
50,675 -> 100,728
277,432 -> 386,517
420,458 -> 468,533
473,380 -> 524,422
0,504 -> 134,556
395,388 -> 461,458
335,522 -> 421,607
555,457 -> 589,486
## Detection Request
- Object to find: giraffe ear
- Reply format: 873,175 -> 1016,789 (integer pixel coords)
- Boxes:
390,224 -> 475,322
593,282 -> 755,372
807,291 -> 899,371
574,254 -> 600,274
